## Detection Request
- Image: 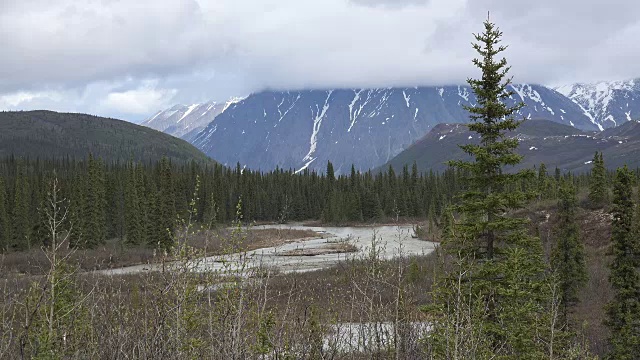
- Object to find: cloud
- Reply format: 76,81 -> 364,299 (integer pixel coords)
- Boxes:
1,0 -> 639,120
348,0 -> 430,8
102,86 -> 177,115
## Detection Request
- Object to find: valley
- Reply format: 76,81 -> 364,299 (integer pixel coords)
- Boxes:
2,4 -> 640,358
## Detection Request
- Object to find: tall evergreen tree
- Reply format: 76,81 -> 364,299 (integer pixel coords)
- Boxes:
431,18 -> 549,357
124,161 -> 143,245
326,161 -> 335,185
135,164 -> 148,245
69,173 -> 86,248
84,154 -> 106,247
605,166 -> 640,359
0,177 -> 9,252
551,179 -> 587,324
12,162 -> 31,251
588,151 -> 608,207
537,162 -> 549,199
155,157 -> 176,251
145,191 -> 160,248
345,191 -> 363,222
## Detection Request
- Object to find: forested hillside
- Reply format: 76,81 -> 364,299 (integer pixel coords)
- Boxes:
0,111 -> 211,164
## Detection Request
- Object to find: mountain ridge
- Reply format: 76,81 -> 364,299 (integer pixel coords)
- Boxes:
555,78 -> 640,130
187,84 -> 596,173
0,110 -> 212,163
142,78 -> 640,173
142,97 -> 244,140
381,118 -> 640,173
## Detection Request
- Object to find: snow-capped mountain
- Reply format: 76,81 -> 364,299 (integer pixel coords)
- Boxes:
190,84 -> 597,173
555,78 -> 640,130
142,98 -> 244,139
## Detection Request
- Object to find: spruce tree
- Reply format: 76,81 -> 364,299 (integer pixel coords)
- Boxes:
326,161 -> 335,186
0,177 -> 9,252
345,191 -> 363,222
537,162 -> 549,199
410,161 -> 423,217
605,166 -> 640,359
135,164 -> 148,245
84,154 -> 106,247
12,162 -> 31,251
551,179 -> 587,324
156,157 -> 176,252
124,161 -> 143,245
69,173 -> 86,248
588,151 -> 607,207
145,191 -> 160,248
431,18 -> 549,357
361,190 -> 383,222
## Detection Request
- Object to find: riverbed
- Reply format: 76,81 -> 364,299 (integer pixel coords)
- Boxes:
99,224 -> 438,275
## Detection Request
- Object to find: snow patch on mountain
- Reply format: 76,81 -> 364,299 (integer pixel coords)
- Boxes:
178,103 -> 199,123
142,96 -> 246,140
555,78 -> 640,130
181,84 -> 599,172
303,90 -> 333,163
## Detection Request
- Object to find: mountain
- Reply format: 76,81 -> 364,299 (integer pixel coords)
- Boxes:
382,119 -> 640,173
189,84 -> 595,173
0,111 -> 211,163
142,98 -> 244,140
555,78 -> 640,130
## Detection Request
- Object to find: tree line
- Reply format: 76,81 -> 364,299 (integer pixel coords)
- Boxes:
0,149 -> 628,254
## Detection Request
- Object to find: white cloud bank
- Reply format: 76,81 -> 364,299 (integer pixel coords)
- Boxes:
1,0 -> 639,121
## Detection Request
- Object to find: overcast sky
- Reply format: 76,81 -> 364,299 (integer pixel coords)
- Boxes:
1,0 -> 639,122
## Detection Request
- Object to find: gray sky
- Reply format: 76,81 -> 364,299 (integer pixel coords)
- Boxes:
1,0 -> 639,122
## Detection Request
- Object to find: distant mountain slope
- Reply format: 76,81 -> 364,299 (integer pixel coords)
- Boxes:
382,119 -> 640,173
189,84 -> 595,173
0,111 -> 211,163
556,78 -> 640,130
142,98 -> 243,139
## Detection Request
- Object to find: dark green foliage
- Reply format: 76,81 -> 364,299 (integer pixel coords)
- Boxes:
68,175 -> 84,248
589,151 -> 608,207
124,161 -> 143,245
0,110 -> 211,164
606,166 -> 640,359
537,163 -> 554,199
0,177 -> 8,252
361,190 -> 384,221
12,162 -> 31,251
156,157 -> 176,252
145,191 -> 160,248
322,191 -> 344,224
0,152 -> 465,252
83,154 -> 107,248
434,18 -> 549,357
551,179 -> 587,324
326,161 -> 335,185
